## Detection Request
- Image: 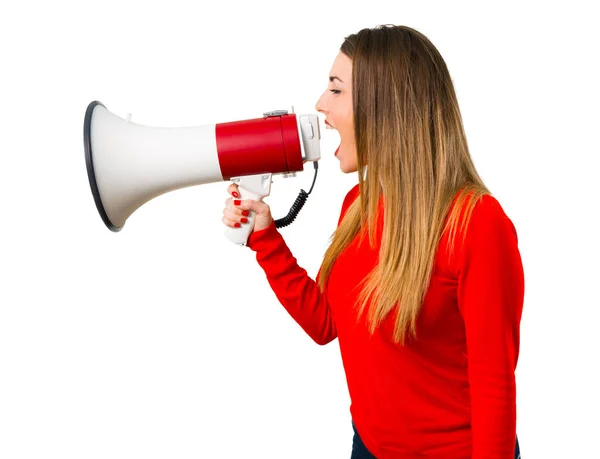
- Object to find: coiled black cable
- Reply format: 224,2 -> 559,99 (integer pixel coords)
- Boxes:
274,161 -> 319,228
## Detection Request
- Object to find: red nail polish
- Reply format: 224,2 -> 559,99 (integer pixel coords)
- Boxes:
234,223 -> 241,228
234,200 -> 241,206
242,210 -> 250,216
240,217 -> 248,223
232,191 -> 239,198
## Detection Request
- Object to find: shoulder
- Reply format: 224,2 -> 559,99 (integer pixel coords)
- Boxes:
346,183 -> 360,201
341,183 -> 360,210
337,183 -> 360,225
470,194 -> 514,226
463,193 -> 519,247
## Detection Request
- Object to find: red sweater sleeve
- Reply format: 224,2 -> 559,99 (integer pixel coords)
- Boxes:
457,195 -> 525,458
245,186 -> 358,345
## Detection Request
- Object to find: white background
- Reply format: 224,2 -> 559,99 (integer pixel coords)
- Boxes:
1,1 -> 598,458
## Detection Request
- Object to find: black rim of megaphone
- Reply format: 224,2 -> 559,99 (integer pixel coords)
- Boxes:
84,100 -> 122,232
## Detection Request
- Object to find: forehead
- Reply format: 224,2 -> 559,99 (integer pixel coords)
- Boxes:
329,51 -> 352,84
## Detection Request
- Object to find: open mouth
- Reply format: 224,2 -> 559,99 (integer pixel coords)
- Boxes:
324,120 -> 340,157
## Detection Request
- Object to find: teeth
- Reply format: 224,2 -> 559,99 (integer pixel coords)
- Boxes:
325,124 -> 336,130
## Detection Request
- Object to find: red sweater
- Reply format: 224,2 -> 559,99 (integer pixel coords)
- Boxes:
246,184 -> 524,458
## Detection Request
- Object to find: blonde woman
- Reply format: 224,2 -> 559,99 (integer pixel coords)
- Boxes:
222,24 -> 523,459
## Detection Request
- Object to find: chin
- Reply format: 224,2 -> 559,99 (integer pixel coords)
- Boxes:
340,163 -> 358,174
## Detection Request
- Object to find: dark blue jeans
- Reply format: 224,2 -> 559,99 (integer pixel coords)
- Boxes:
351,420 -> 521,458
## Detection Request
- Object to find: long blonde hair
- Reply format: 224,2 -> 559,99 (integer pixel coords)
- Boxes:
316,25 -> 491,346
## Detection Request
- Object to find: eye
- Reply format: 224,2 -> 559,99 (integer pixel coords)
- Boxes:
330,89 -> 341,95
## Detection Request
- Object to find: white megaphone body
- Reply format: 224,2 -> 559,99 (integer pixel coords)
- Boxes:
84,101 -> 322,245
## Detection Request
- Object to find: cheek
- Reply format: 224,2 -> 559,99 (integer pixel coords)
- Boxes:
341,122 -> 355,143
343,113 -> 354,137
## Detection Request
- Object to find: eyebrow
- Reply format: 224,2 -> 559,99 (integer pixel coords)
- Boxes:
329,76 -> 344,83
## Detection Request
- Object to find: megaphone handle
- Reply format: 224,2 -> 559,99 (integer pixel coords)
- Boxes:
224,173 -> 272,246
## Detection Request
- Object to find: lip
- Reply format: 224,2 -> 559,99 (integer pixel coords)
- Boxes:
324,119 -> 333,127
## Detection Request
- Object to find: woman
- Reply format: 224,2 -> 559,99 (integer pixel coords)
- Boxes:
222,24 -> 523,459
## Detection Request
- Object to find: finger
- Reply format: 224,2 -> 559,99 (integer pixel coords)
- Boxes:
222,215 -> 241,228
233,199 -> 267,215
223,208 -> 248,222
227,182 -> 240,198
225,197 -> 243,212
223,204 -> 244,217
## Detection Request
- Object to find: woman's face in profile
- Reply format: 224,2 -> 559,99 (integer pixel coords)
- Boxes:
315,51 -> 357,174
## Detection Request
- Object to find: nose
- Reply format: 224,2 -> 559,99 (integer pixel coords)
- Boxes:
315,91 -> 327,115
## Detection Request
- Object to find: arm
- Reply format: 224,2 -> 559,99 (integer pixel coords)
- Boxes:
245,186 -> 358,345
456,195 -> 525,458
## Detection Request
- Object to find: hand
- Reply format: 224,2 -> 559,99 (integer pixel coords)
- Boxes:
223,183 -> 274,233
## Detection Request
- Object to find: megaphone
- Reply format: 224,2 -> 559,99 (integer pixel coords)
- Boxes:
83,101 -> 322,245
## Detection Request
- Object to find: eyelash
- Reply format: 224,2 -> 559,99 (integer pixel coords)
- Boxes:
330,89 -> 341,95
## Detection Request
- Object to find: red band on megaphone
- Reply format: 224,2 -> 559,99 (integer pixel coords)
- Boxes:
216,114 -> 303,180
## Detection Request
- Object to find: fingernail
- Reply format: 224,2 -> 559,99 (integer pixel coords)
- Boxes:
242,210 -> 250,216
233,200 -> 241,206
240,217 -> 248,223
234,223 -> 241,228
232,191 -> 239,198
